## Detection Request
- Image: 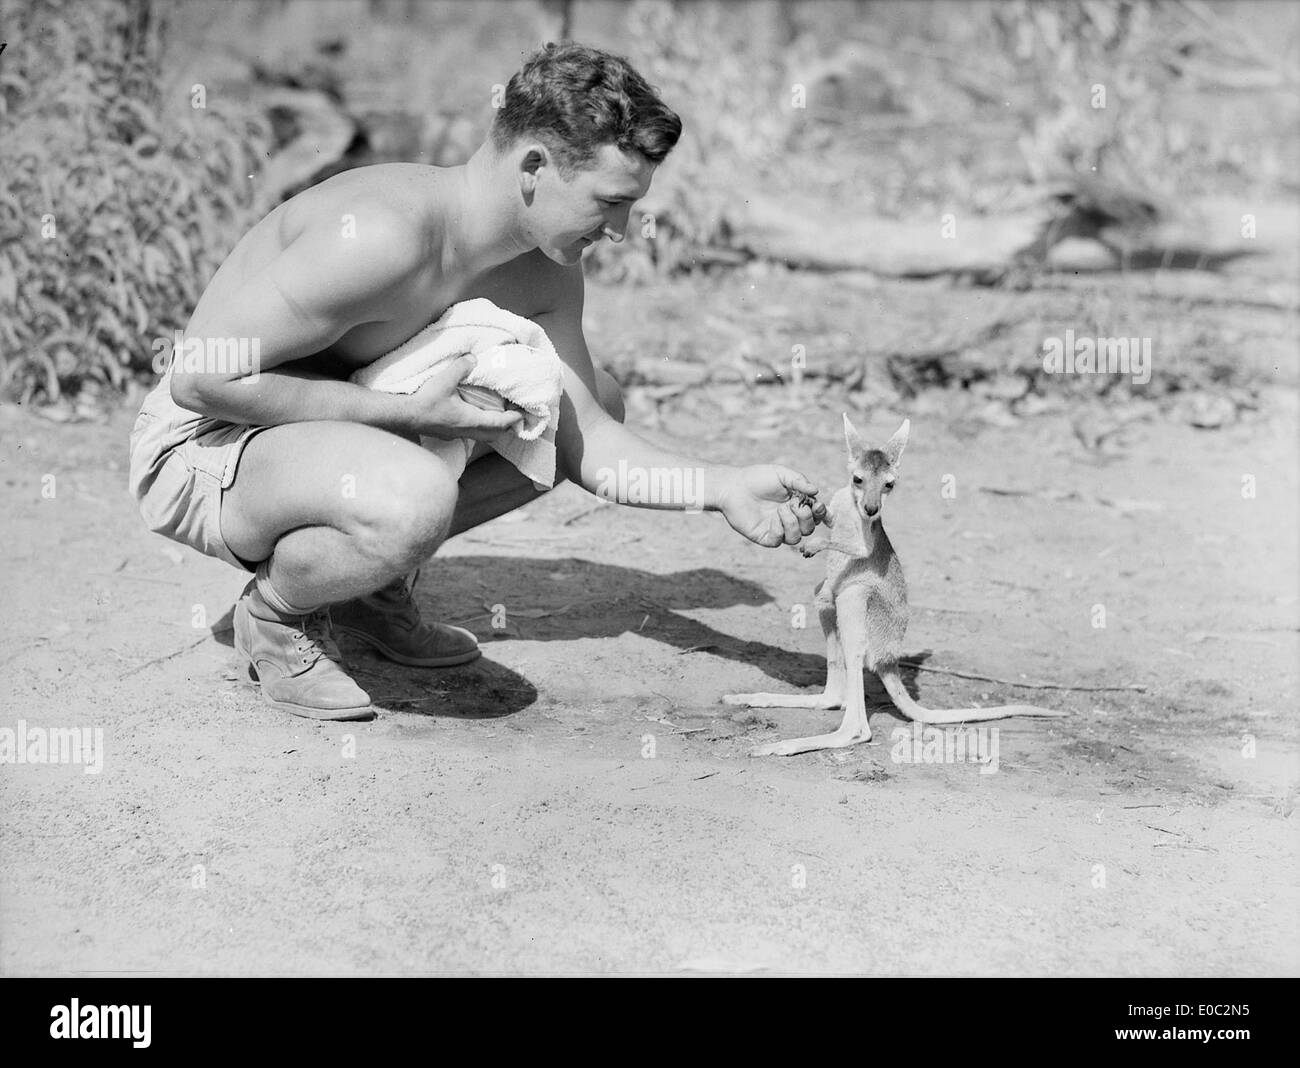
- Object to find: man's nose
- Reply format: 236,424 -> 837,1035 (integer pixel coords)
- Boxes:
603,203 -> 633,244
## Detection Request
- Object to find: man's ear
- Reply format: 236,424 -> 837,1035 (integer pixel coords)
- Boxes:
519,145 -> 548,198
842,413 -> 864,459
884,418 -> 910,466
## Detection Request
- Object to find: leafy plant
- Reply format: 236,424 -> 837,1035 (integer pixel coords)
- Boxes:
0,0 -> 270,407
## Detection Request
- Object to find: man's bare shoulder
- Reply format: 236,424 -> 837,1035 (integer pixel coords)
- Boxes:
278,162 -> 446,259
282,162 -> 445,215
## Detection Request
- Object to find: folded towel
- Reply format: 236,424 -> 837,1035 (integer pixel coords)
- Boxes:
351,298 -> 565,488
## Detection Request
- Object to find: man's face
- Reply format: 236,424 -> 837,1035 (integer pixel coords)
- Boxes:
526,142 -> 656,266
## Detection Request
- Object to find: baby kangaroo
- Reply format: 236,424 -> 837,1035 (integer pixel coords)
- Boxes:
726,414 -> 1065,757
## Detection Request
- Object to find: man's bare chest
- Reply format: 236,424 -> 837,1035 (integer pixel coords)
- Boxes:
321,259 -> 556,374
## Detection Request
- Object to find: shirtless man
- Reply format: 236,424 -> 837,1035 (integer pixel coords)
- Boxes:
128,42 -> 824,720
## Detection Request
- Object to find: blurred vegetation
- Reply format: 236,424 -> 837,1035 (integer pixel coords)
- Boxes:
0,0 -> 270,407
0,0 -> 1294,408
588,0 -> 1298,278
991,0 -> 1297,196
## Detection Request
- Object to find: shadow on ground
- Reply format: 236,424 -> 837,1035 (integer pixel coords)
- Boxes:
210,556 -> 934,718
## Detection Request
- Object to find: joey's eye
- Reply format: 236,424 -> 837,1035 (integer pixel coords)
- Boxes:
852,476 -> 863,485
884,479 -> 896,491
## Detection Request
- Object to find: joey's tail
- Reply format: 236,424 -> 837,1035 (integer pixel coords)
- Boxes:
878,667 -> 1066,723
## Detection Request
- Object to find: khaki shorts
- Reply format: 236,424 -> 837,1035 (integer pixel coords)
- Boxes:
128,412 -> 268,571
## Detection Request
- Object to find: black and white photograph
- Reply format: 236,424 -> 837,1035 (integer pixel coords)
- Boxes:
1,0 -> 1296,991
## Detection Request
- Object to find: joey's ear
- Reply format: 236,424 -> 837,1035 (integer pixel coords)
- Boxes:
884,418 -> 910,466
842,413 -> 865,458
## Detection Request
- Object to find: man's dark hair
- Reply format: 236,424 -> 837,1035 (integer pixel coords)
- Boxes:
491,42 -> 682,174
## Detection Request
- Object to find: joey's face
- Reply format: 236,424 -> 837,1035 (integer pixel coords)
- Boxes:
522,142 -> 655,266
849,455 -> 898,521
842,413 -> 910,524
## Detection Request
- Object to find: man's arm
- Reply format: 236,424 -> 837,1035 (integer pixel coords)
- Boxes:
169,210 -> 519,441
533,265 -> 824,546
532,266 -> 735,510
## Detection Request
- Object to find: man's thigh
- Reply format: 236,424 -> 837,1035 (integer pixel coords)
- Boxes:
220,420 -> 461,564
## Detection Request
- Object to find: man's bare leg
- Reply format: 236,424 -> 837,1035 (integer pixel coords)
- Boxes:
224,371 -> 624,590
222,421 -> 460,606
218,371 -> 625,715
217,419 -> 462,717
448,451 -> 546,537
332,368 -> 625,663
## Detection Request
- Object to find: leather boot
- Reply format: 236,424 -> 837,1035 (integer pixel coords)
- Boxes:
331,568 -> 481,668
233,582 -> 373,720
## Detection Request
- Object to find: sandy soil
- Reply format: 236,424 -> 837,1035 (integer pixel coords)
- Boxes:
2,267 -> 1298,976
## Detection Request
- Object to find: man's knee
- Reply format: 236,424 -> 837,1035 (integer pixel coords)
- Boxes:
349,457 -> 458,567
595,368 -> 626,424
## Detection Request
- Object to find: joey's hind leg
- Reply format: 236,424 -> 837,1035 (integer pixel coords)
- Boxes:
818,602 -> 847,709
834,587 -> 874,743
750,592 -> 872,757
724,602 -> 846,710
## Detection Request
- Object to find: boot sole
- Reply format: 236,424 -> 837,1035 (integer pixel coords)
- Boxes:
243,663 -> 376,721
333,625 -> 483,668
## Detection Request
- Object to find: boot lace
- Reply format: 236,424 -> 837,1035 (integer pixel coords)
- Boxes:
291,609 -> 343,666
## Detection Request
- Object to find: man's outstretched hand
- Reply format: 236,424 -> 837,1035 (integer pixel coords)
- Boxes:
718,465 -> 826,548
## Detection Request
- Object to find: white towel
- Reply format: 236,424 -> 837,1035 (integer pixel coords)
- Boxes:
351,298 -> 565,488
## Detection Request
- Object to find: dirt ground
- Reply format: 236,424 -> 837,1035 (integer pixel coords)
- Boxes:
2,263 -> 1298,976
